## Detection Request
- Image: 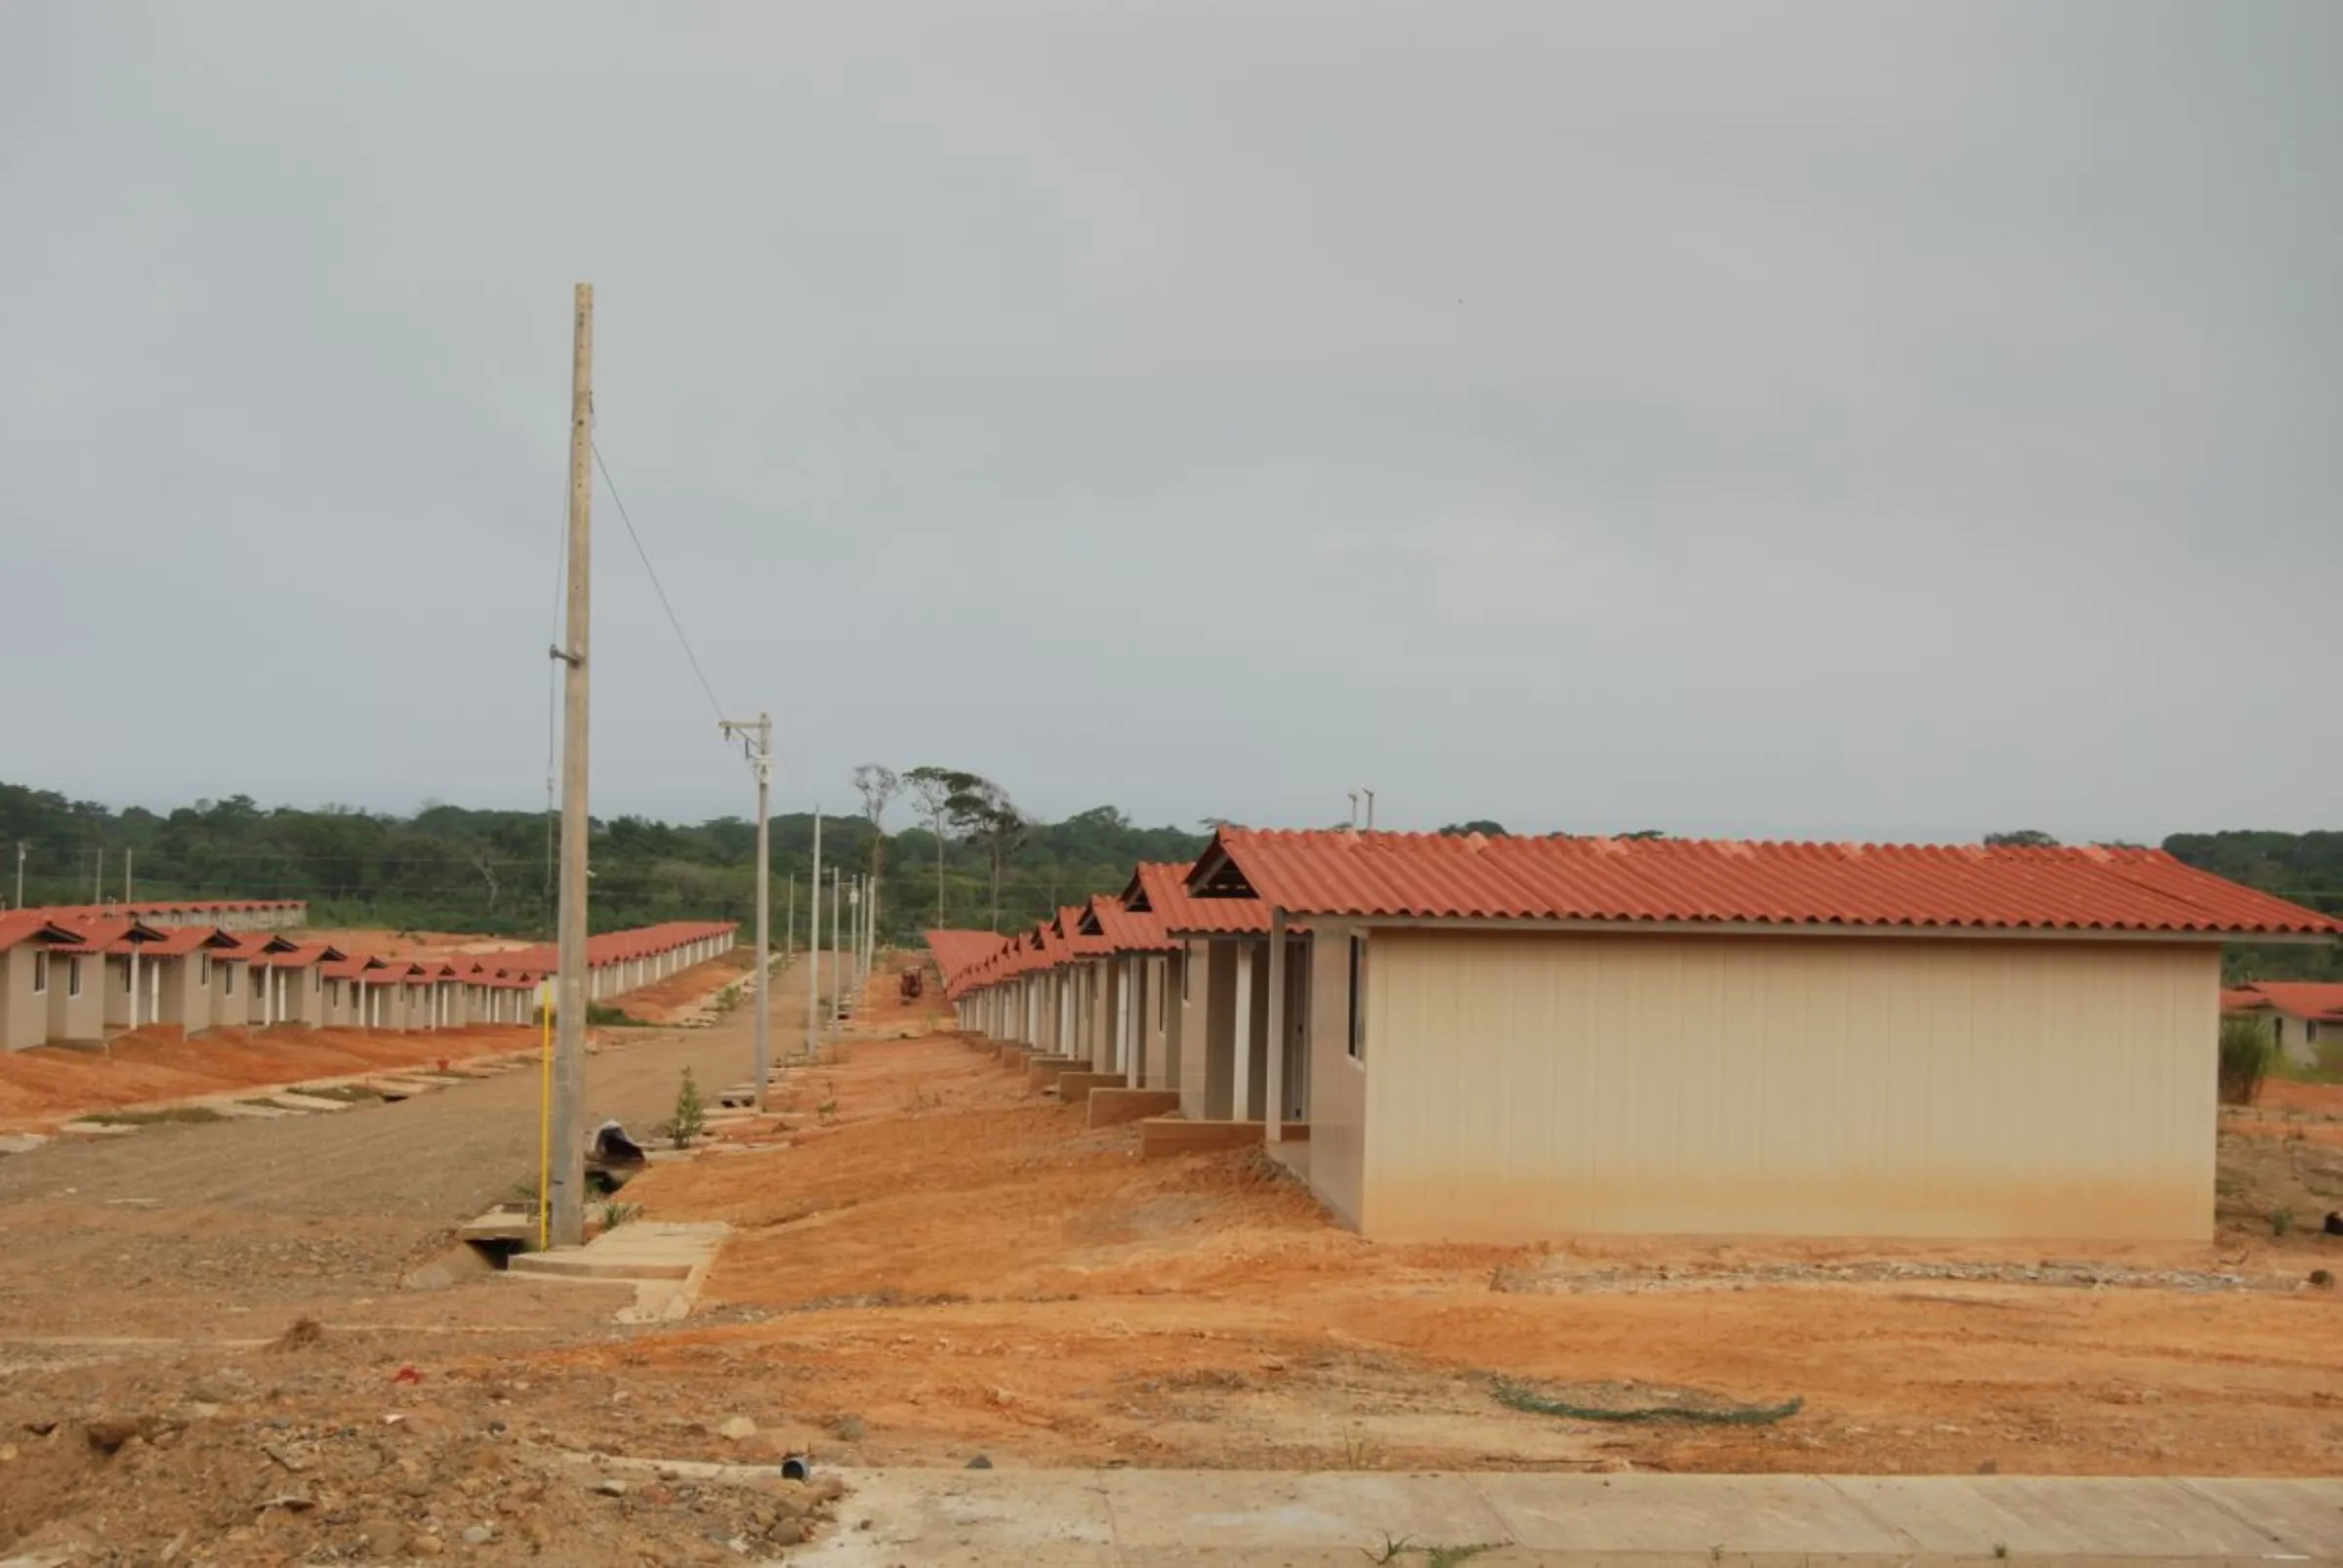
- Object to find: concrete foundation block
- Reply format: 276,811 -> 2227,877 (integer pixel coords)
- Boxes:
1138,1116 -> 1265,1159
1054,1070 -> 1127,1102
1087,1089 -> 1181,1128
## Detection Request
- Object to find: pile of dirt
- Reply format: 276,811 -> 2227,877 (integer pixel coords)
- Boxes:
0,1353 -> 837,1566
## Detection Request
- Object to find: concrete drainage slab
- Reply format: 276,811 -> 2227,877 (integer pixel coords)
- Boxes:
506,1221 -> 730,1323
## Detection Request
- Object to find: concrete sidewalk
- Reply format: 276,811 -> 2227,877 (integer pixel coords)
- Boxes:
793,1468 -> 2343,1566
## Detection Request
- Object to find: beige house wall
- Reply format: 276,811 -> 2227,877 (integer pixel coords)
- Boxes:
1179,939 -> 1239,1120
48,953 -> 104,1043
212,959 -> 249,1031
2271,1012 -> 2328,1071
152,954 -> 211,1031
1354,928 -> 2219,1243
1,946 -> 51,1052
1304,923 -> 1367,1229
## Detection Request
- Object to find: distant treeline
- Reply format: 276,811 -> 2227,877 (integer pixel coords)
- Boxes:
0,776 -> 1204,943
3,781 -> 2335,980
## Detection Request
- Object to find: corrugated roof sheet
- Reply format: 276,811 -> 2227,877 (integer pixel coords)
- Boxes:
1185,829 -> 2343,937
925,929 -> 1007,985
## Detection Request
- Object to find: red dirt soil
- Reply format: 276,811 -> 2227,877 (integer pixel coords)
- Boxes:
0,1024 -> 538,1130
596,1017 -> 2343,1479
298,928 -> 536,960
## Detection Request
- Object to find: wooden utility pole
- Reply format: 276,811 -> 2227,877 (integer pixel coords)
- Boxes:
551,281 -> 595,1248
719,713 -> 772,1107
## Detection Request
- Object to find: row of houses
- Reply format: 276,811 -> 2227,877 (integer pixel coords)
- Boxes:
2222,980 -> 2343,1069
929,829 -> 2338,1244
0,898 -> 309,932
0,914 -> 738,1052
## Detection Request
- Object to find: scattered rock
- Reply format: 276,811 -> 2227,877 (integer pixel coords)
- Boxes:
965,1454 -> 993,1469
829,1414 -> 866,1442
85,1417 -> 156,1456
718,1416 -> 758,1442
1977,1458 -> 1998,1474
268,1317 -> 325,1352
409,1534 -> 445,1556
595,1476 -> 630,1497
461,1524 -> 493,1546
2311,1269 -> 2335,1290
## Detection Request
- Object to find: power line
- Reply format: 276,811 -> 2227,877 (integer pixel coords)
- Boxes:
591,438 -> 726,722
589,438 -> 818,808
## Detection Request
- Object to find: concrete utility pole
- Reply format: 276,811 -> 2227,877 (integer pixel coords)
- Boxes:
830,868 -> 844,1028
94,847 -> 103,903
1362,789 -> 1377,830
15,841 -> 25,909
719,713 -> 772,1108
550,280 -> 595,1249
804,807 -> 822,1055
852,874 -> 865,982
785,872 -> 795,964
124,849 -> 133,903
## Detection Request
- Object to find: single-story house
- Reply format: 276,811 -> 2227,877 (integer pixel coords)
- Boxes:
1075,880 -> 1186,1089
253,942 -> 343,1028
0,913 -> 96,1052
128,925 -> 245,1034
215,932 -> 299,1030
2222,981 -> 2343,1070
1179,828 -> 2341,1244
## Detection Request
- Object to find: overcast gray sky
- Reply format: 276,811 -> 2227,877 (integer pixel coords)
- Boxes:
4,2 -> 2337,843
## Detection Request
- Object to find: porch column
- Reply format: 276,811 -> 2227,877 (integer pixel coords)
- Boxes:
1125,953 -> 1145,1085
1264,911 -> 1287,1142
1231,941 -> 1254,1120
1162,949 -> 1184,1095
129,945 -> 142,1029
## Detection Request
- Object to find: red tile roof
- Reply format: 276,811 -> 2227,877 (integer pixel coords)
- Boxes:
259,941 -> 348,969
2227,981 -> 2343,1021
46,919 -> 170,957
925,929 -> 1007,985
217,932 -> 301,962
1078,893 -> 1176,954
1052,904 -> 1115,959
484,921 -> 739,978
0,913 -> 90,954
1184,829 -> 2343,937
1123,860 -> 1275,935
134,926 -> 243,958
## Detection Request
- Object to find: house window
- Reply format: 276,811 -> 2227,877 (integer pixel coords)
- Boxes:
1346,934 -> 1368,1061
1180,947 -> 1191,1003
223,964 -> 235,998
68,957 -> 84,999
2311,1020 -> 2322,1045
198,954 -> 212,987
311,969 -> 320,993
123,962 -> 134,992
31,951 -> 49,995
330,980 -> 343,1008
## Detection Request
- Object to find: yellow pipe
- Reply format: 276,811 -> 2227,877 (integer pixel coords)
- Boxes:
537,980 -> 554,1250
